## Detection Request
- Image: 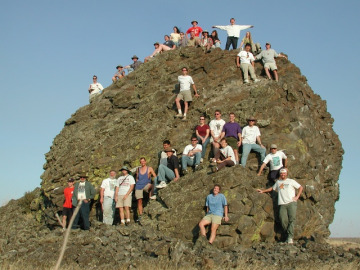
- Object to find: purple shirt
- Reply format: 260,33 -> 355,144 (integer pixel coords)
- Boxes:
222,122 -> 242,140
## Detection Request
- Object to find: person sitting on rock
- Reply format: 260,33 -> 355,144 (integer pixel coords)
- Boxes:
211,138 -> 236,173
155,147 -> 180,190
114,166 -> 135,225
257,168 -> 303,244
170,26 -> 181,47
240,116 -> 266,168
175,67 -> 199,120
112,65 -> 125,82
195,116 -> 210,163
257,144 -> 288,182
124,55 -> 143,74
100,170 -> 118,225
210,30 -> 221,48
239,31 -> 261,55
71,173 -> 95,230
220,112 -> 242,165
187,30 -> 201,47
159,140 -> 177,166
200,30 -> 213,52
209,110 -> 226,158
186,20 -> 203,38
135,158 -> 156,219
255,42 -> 287,82
181,136 -> 202,175
236,43 -> 260,84
198,184 -> 229,244
62,178 -> 75,230
178,32 -> 188,47
163,35 -> 176,49
144,42 -> 172,62
212,18 -> 253,50
88,75 -> 104,103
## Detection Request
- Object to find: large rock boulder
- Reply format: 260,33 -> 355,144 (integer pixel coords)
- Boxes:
40,47 -> 343,245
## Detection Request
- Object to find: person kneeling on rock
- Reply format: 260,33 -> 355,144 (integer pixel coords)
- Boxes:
198,184 -> 229,245
257,168 -> 303,244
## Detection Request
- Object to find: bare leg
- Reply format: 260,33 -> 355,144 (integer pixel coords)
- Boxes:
125,206 -> 130,220
149,184 -> 154,197
184,101 -> 188,115
62,215 -> 67,229
119,207 -> 125,221
265,68 -> 272,80
175,98 -> 181,111
273,70 -> 279,82
137,199 -> 143,215
209,223 -> 220,244
233,149 -> 239,164
199,219 -> 211,237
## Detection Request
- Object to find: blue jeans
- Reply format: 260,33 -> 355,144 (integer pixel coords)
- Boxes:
102,197 -> 115,225
197,136 -> 210,158
181,152 -> 201,170
241,143 -> 266,167
225,36 -> 238,50
155,164 -> 175,194
72,200 -> 90,230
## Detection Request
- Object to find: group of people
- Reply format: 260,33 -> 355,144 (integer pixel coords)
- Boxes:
87,18 -> 288,103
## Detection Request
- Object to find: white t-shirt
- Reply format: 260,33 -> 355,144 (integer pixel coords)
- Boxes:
263,151 -> 287,171
117,175 -> 135,196
237,50 -> 255,64
89,83 -> 104,96
183,144 -> 202,159
220,145 -> 236,164
77,182 -> 86,200
273,178 -> 301,205
178,75 -> 194,91
209,119 -> 226,140
242,125 -> 261,144
101,178 -> 119,199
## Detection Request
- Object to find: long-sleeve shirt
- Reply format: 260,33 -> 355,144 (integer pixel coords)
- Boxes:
213,24 -> 252,38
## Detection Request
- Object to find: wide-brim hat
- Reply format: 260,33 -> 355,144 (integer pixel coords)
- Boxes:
119,166 -> 131,172
131,55 -> 139,60
191,20 -> 198,24
164,147 -> 175,153
270,144 -> 277,149
202,30 -> 209,34
78,173 -> 88,179
246,116 -> 257,122
116,65 -> 123,69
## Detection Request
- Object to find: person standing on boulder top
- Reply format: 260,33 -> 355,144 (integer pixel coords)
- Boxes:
175,67 -> 199,120
257,168 -> 303,244
88,75 -> 104,103
255,42 -> 287,82
72,173 -> 96,230
186,20 -> 203,38
198,184 -> 229,244
100,170 -> 118,225
212,18 -> 253,50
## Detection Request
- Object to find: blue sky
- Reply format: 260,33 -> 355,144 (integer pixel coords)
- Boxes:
1,0 -> 359,237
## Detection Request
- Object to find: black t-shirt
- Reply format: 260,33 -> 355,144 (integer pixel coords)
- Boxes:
164,40 -> 175,48
167,155 -> 179,171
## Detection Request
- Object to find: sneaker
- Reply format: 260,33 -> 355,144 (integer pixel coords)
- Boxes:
244,79 -> 249,84
287,238 -> 294,244
156,181 -> 167,189
200,158 -> 203,163
175,113 -> 183,118
211,166 -> 218,173
150,195 -> 157,200
254,79 -> 260,83
125,220 -> 131,225
182,116 -> 187,120
182,169 -> 188,175
195,164 -> 202,171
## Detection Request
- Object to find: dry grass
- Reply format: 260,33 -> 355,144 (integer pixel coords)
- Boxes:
327,237 -> 360,251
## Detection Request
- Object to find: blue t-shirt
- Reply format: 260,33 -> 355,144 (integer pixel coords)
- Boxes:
206,193 -> 227,217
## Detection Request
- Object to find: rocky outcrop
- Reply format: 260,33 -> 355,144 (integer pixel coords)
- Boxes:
38,47 -> 342,246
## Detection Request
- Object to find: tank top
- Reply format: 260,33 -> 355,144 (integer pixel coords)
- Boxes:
136,167 -> 151,190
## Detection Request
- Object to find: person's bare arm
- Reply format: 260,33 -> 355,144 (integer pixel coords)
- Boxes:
256,136 -> 265,148
236,56 -> 240,67
293,185 -> 303,201
193,84 -> 199,97
257,187 -> 273,194
283,158 -> 288,168
173,168 -> 180,181
223,205 -> 229,222
257,163 -> 266,176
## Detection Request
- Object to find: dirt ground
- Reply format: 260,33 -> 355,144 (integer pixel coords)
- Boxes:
327,238 -> 360,251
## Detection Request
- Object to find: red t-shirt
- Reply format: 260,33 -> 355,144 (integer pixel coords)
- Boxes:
63,186 -> 74,208
186,26 -> 203,37
196,124 -> 210,137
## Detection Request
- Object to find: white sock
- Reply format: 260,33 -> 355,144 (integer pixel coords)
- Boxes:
126,219 -> 130,222
121,219 -> 125,224
178,109 -> 182,114
183,113 -> 187,116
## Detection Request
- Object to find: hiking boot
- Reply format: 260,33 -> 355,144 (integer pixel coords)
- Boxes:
175,113 -> 183,118
182,169 -> 188,175
150,195 -> 157,200
156,181 -> 167,189
254,79 -> 260,83
211,166 -> 218,173
244,79 -> 249,84
182,116 -> 187,120
195,164 -> 202,171
287,238 -> 294,244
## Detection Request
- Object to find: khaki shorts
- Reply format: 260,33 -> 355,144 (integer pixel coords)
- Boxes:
226,137 -> 238,150
135,184 -> 152,199
177,90 -> 192,102
116,194 -> 132,208
202,214 -> 222,225
264,62 -> 277,71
